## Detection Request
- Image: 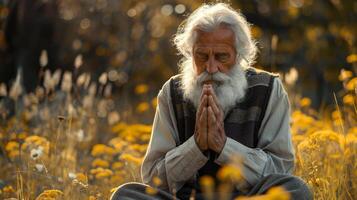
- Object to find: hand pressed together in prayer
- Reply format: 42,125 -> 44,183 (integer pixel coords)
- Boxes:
194,84 -> 227,154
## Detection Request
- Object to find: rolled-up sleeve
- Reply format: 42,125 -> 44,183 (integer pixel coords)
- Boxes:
214,78 -> 295,190
141,80 -> 208,193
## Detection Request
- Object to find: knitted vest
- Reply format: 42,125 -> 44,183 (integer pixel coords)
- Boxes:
169,68 -> 278,197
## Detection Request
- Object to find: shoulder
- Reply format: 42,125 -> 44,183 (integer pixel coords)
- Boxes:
272,76 -> 288,98
158,74 -> 182,100
244,67 -> 279,88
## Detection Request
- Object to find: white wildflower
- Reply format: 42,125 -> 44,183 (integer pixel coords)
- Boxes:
104,84 -> 112,97
285,67 -> 299,86
0,83 -> 7,96
61,71 -> 72,93
30,146 -> 44,160
76,73 -> 86,87
9,68 -> 23,101
35,164 -> 44,172
74,54 -> 83,69
68,172 -> 77,179
99,72 -> 108,85
108,111 -> 120,125
88,83 -> 97,96
39,50 -> 48,67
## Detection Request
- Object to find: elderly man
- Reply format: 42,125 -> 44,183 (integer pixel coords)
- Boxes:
111,3 -> 312,200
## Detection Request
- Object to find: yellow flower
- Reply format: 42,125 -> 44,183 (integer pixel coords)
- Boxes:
112,161 -> 124,170
88,196 -> 97,200
153,176 -> 162,186
346,54 -> 357,63
266,186 -> 290,200
338,69 -> 353,81
300,97 -> 311,107
120,153 -> 143,165
151,97 -> 158,109
18,131 -> 28,140
199,175 -> 214,188
343,94 -> 355,105
346,77 -> 357,91
288,6 -> 299,18
128,144 -> 147,153
3,185 -> 15,193
130,124 -> 152,133
145,187 -> 157,195
141,134 -> 151,142
297,130 -> 343,168
111,122 -> 129,133
35,189 -> 63,200
5,141 -> 19,152
91,158 -> 110,168
95,170 -> 113,179
76,173 -> 87,183
135,84 -> 149,95
217,164 -> 242,183
21,135 -> 50,156
109,137 -> 127,151
136,102 -> 149,113
331,110 -> 341,120
91,144 -> 116,157
251,25 -> 262,38
199,175 -> 215,200
90,167 -> 113,179
124,135 -> 136,143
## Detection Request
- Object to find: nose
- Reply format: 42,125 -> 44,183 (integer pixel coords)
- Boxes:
206,56 -> 219,74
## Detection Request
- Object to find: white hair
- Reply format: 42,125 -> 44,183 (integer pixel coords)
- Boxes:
173,3 -> 258,71
172,3 -> 255,113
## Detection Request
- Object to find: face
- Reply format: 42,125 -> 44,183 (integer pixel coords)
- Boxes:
192,26 -> 237,80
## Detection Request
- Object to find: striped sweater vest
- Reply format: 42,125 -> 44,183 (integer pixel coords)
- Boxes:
169,67 -> 278,195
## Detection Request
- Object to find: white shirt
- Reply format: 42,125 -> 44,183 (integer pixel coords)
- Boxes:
141,76 -> 295,194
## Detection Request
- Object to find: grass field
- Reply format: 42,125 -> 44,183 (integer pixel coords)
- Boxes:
0,70 -> 356,200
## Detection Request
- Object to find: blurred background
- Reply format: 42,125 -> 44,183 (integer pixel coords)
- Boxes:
0,0 -> 356,114
0,1 -> 356,199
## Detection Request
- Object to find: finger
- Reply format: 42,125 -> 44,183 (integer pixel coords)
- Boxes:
206,86 -> 220,108
194,126 -> 200,137
199,87 -> 206,100
208,95 -> 221,120
207,106 -> 216,127
196,95 -> 208,118
199,107 -> 208,126
200,85 -> 210,100
218,122 -> 225,136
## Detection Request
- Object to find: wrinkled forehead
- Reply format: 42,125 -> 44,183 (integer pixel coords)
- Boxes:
193,25 -> 236,51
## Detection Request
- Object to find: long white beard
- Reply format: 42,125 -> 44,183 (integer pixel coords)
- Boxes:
180,61 -> 248,116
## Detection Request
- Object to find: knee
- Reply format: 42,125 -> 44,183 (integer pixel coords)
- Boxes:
291,176 -> 313,200
279,175 -> 313,200
110,182 -> 146,200
263,174 -> 313,200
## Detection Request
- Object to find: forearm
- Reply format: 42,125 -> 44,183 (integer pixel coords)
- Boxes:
215,137 -> 294,188
142,135 -> 208,193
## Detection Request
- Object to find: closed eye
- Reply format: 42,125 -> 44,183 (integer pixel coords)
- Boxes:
215,53 -> 230,62
195,52 -> 208,61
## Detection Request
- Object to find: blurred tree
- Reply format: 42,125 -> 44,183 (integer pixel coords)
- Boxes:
0,0 -> 355,109
1,0 -> 61,93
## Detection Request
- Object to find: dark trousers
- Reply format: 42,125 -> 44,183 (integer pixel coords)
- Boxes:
110,174 -> 313,200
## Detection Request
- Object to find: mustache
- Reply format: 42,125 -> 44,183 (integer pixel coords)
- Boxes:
196,71 -> 231,87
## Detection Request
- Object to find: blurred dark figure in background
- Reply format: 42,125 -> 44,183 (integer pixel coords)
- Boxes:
1,0 -> 59,93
